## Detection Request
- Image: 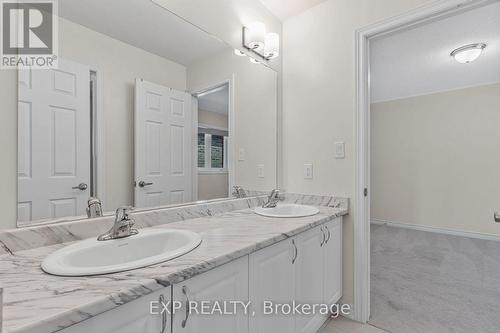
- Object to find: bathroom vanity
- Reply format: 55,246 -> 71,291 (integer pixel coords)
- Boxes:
0,195 -> 347,333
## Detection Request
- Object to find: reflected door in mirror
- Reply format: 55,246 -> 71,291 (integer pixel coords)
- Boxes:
18,59 -> 91,224
134,79 -> 193,208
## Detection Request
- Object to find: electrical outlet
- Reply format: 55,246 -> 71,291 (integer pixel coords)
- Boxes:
335,142 -> 345,159
304,163 -> 313,179
257,164 -> 265,178
238,148 -> 245,161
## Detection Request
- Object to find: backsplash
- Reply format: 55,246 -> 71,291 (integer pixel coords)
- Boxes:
0,193 -> 348,255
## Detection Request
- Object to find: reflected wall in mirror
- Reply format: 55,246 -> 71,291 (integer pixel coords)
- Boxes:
17,0 -> 278,227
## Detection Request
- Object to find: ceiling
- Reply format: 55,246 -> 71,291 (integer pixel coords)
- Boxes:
59,0 -> 228,66
370,1 -> 500,103
198,85 -> 229,115
259,0 -> 328,21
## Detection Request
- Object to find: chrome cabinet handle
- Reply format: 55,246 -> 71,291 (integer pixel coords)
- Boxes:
138,181 -> 153,188
72,183 -> 88,191
291,239 -> 298,264
181,286 -> 190,328
325,226 -> 331,244
495,212 -> 500,223
159,294 -> 167,333
320,227 -> 326,247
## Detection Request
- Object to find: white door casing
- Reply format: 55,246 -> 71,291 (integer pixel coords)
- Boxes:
354,0 -> 487,322
18,59 -> 91,223
134,79 -> 193,208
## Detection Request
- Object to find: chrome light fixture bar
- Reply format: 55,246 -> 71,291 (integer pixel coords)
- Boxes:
242,22 -> 280,61
450,43 -> 486,64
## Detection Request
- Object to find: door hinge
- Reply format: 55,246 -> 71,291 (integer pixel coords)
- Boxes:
364,188 -> 368,197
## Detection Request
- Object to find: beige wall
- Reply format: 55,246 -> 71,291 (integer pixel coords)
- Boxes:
371,83 -> 500,235
282,0 -> 429,307
198,109 -> 228,129
198,174 -> 229,200
188,48 -> 278,192
0,18 -> 187,229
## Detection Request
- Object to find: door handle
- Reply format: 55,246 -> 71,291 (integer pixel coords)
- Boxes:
138,181 -> 153,188
72,183 -> 88,191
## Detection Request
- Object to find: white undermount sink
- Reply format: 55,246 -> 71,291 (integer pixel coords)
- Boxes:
254,204 -> 320,218
41,229 -> 202,276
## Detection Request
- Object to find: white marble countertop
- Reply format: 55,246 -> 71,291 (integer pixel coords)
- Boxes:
0,205 -> 347,333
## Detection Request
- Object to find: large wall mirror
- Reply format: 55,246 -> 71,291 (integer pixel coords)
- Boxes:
17,0 -> 278,227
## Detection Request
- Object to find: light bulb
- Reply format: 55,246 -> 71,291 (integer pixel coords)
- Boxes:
264,33 -> 279,59
247,22 -> 266,50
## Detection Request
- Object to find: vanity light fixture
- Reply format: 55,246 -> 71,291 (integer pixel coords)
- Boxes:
450,43 -> 486,64
242,22 -> 280,61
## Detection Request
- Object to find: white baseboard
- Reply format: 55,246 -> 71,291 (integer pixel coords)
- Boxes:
371,218 -> 500,242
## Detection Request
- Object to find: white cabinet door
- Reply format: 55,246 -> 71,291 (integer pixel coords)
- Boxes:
323,218 -> 343,306
59,287 -> 171,333
249,239 -> 295,333
172,256 -> 249,333
134,78 -> 193,208
295,226 -> 325,333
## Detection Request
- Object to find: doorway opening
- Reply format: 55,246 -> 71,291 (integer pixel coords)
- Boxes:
193,82 -> 232,201
354,0 -> 498,326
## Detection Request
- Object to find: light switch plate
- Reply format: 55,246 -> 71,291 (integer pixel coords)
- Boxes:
335,142 -> 345,159
304,163 -> 313,179
238,148 -> 245,161
257,164 -> 265,178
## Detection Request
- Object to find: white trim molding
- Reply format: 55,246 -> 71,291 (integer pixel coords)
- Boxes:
353,0 -> 492,324
371,218 -> 500,242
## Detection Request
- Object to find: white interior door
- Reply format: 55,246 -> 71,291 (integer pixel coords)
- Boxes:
18,59 -> 91,223
134,79 -> 193,208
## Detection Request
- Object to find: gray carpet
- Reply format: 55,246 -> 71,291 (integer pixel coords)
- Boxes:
369,224 -> 500,333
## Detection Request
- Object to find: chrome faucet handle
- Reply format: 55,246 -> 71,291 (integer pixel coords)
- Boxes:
97,206 -> 137,241
262,189 -> 281,208
115,206 -> 134,222
232,185 -> 246,198
86,197 -> 103,218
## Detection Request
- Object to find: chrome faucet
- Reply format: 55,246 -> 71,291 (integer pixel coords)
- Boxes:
262,189 -> 281,208
232,186 -> 246,198
86,197 -> 103,218
97,206 -> 138,241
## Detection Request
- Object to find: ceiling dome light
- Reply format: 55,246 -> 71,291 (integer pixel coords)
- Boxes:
451,43 -> 486,64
